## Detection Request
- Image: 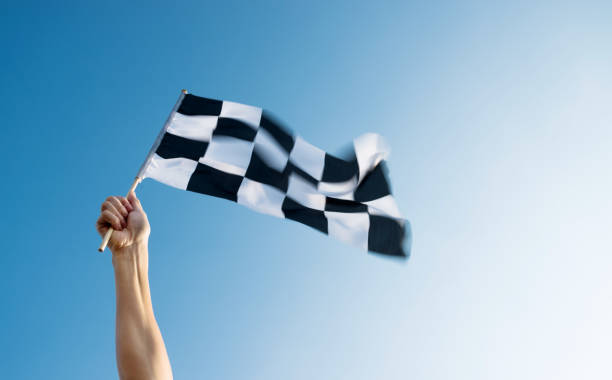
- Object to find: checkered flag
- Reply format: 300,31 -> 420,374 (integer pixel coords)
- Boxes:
139,92 -> 411,257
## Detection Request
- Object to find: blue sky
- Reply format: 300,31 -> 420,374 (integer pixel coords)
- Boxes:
1,1 -> 611,379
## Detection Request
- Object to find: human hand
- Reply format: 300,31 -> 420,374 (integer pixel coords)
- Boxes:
96,192 -> 150,253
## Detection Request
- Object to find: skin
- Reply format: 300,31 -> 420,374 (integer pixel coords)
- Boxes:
96,192 -> 173,380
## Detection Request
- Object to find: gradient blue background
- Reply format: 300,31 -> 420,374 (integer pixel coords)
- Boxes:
1,1 -> 610,379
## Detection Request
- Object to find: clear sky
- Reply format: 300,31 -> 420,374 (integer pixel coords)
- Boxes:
1,1 -> 611,379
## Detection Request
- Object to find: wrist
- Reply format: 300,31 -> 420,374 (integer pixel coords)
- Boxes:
111,241 -> 149,269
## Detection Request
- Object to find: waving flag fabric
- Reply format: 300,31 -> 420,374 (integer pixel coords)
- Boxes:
140,93 -> 411,257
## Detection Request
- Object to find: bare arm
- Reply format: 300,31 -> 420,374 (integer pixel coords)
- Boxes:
96,193 -> 173,380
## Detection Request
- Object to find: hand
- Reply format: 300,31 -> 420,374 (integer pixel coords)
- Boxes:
96,192 -> 150,253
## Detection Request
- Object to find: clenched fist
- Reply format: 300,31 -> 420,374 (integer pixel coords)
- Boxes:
96,192 -> 150,252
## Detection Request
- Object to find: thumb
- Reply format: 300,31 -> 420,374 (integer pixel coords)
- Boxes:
128,191 -> 144,211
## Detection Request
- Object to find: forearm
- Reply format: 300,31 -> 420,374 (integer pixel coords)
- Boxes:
113,243 -> 172,380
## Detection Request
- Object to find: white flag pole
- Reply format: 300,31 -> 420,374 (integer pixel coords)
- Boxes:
98,89 -> 188,252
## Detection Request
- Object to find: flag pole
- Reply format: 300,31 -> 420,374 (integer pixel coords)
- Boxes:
98,89 -> 188,252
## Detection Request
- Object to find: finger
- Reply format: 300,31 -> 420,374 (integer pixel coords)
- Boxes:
127,191 -> 143,211
102,201 -> 127,228
96,215 -> 109,234
102,210 -> 123,230
102,196 -> 121,211
120,197 -> 133,212
109,196 -> 129,218
101,209 -> 123,230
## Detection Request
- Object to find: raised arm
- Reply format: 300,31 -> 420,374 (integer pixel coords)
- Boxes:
96,192 -> 173,380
